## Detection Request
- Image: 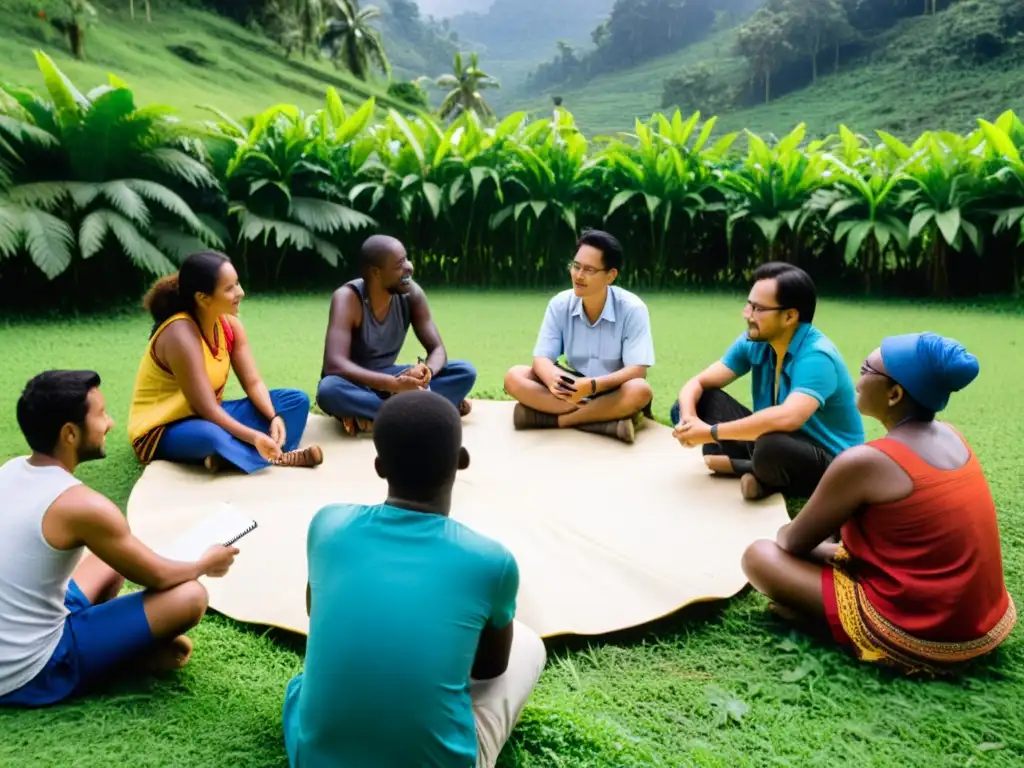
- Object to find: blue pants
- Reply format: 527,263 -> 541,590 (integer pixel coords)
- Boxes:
316,360 -> 477,421
0,580 -> 152,708
153,388 -> 311,474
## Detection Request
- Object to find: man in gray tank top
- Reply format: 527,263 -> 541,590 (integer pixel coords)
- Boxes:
317,235 -> 477,434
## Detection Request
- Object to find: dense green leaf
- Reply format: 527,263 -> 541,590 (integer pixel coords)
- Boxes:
935,208 -> 962,245
289,197 -> 375,234
844,221 -> 872,264
104,211 -> 177,275
20,207 -> 75,278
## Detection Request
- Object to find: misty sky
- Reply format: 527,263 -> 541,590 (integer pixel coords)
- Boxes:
415,0 -> 492,17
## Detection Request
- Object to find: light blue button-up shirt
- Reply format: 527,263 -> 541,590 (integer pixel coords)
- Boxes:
532,286 -> 656,378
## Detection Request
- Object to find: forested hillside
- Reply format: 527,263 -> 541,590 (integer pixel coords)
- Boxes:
516,0 -> 1024,138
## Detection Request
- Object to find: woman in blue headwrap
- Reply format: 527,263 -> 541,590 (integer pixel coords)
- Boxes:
741,332 -> 1015,675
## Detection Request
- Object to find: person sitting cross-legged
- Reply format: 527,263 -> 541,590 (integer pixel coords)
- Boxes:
742,333 -> 1016,675
0,370 -> 239,708
503,229 -> 655,444
127,250 -> 322,473
671,262 -> 864,500
282,389 -> 547,768
316,235 -> 477,436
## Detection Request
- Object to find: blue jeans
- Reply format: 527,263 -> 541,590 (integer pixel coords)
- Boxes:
316,360 -> 477,421
153,388 -> 311,474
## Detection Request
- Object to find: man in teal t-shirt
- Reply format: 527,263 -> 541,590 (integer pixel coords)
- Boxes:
671,262 -> 864,500
282,390 -> 547,767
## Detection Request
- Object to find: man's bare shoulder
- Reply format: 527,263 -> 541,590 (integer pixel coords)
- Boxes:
329,284 -> 362,322
49,483 -> 122,523
407,281 -> 430,307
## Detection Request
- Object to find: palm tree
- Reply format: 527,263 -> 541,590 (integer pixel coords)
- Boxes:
435,52 -> 500,124
319,0 -> 391,81
129,0 -> 151,22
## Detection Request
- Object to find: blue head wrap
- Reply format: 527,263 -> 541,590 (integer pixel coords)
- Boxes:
879,332 -> 979,413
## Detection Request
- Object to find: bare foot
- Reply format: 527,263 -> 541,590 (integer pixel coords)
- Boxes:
767,602 -> 803,622
767,602 -> 832,640
704,455 -> 735,475
140,635 -> 194,672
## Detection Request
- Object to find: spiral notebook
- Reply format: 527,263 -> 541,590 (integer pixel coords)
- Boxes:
157,503 -> 258,562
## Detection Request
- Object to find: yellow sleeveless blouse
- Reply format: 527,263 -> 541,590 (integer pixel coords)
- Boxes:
127,312 -> 233,462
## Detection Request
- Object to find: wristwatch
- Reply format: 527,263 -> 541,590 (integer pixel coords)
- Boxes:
710,424 -> 719,443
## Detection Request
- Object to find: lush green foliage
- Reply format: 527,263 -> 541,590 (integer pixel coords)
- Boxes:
0,51 -> 222,297
2,51 -> 1023,310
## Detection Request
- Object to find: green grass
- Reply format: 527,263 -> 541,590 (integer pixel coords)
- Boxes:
1,290 -> 1023,766
0,0 -> 407,120
516,14 -> 1024,140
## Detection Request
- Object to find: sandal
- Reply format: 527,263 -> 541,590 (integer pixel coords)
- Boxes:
339,417 -> 373,436
273,445 -> 324,468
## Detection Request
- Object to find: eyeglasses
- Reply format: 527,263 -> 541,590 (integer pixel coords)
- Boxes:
745,300 -> 789,314
860,361 -> 889,377
568,261 -> 607,277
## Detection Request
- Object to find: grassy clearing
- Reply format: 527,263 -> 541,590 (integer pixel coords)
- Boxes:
1,290 -> 1023,767
517,15 -> 1024,140
0,1 -> 403,120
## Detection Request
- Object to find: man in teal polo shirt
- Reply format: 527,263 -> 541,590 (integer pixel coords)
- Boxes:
503,229 -> 655,444
671,262 -> 864,500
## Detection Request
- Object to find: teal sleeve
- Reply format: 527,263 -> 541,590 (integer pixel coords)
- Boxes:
721,333 -> 752,376
789,351 -> 837,407
488,552 -> 519,629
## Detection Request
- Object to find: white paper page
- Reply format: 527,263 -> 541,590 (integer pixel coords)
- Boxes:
157,503 -> 257,562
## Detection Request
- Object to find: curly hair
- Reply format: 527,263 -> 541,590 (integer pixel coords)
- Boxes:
142,251 -> 231,334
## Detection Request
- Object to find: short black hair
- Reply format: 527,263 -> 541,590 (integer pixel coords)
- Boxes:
16,370 -> 101,455
361,234 -> 403,271
373,390 -> 463,497
752,261 -> 817,324
577,229 -> 623,272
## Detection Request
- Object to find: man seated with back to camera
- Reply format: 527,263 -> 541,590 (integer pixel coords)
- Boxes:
282,389 -> 547,768
503,230 -> 655,445
671,262 -> 864,500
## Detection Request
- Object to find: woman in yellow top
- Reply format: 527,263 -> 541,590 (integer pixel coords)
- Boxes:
128,251 -> 322,473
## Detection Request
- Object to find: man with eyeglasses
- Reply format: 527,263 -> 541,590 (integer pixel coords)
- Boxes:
671,262 -> 864,500
503,230 -> 655,444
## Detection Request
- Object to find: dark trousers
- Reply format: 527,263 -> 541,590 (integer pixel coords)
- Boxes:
670,389 -> 834,498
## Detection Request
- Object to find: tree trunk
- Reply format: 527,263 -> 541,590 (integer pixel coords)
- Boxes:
130,0 -> 135,19
931,236 -> 949,298
812,35 -> 820,81
69,24 -> 84,59
764,69 -> 771,103
145,0 -> 151,22
834,42 -> 840,74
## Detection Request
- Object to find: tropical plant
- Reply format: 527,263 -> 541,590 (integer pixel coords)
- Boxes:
601,110 -> 738,284
434,51 -> 500,124
200,89 -> 377,282
319,0 -> 391,81
721,123 -> 829,263
3,50 -> 1024,309
0,52 -> 221,283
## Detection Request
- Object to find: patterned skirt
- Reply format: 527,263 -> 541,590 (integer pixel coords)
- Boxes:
822,545 -> 1017,675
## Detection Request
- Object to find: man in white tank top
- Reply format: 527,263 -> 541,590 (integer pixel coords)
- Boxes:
0,370 -> 239,708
